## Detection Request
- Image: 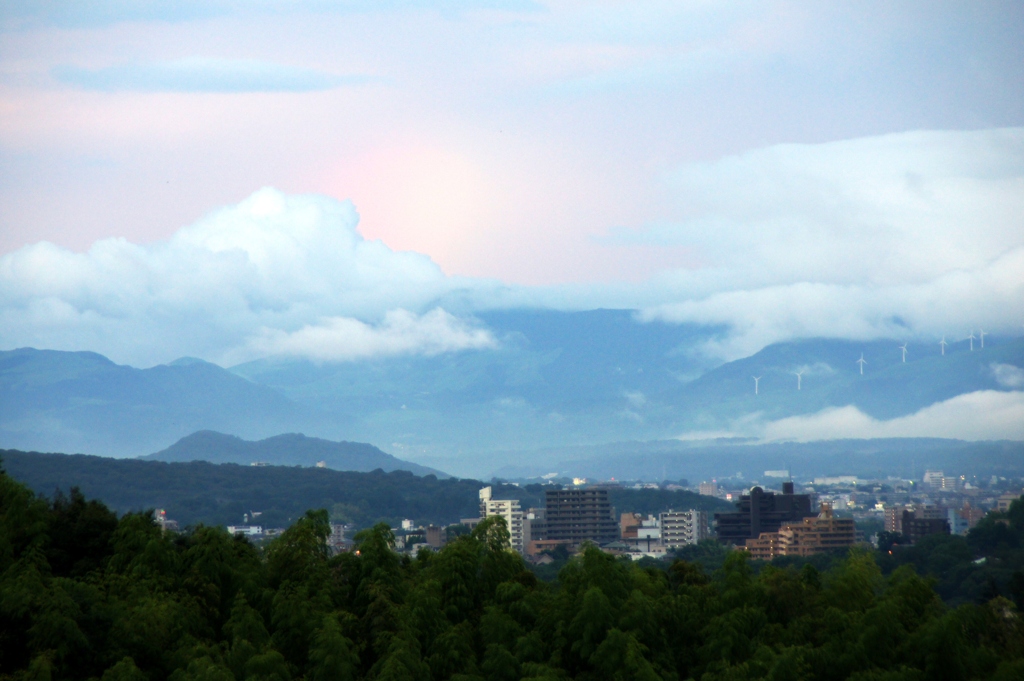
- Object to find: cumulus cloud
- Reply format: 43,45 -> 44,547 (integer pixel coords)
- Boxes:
635,128 -> 1024,359
53,58 -> 365,93
245,308 -> 495,362
759,390 -> 1024,442
991,363 -> 1024,389
0,188 -> 491,365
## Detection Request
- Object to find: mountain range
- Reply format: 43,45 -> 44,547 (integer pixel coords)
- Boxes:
1,309 -> 1021,478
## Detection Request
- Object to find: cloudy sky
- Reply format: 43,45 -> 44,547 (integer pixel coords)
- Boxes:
1,1 -> 1023,367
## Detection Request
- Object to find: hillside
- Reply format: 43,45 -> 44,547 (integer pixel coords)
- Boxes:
1,448 -> 729,529
144,430 -> 448,477
0,347 -> 318,457
661,336 -> 1024,427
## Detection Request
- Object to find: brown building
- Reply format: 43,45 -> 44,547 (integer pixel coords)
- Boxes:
958,502 -> 986,530
544,488 -> 619,546
715,483 -> 815,544
901,511 -> 950,543
425,525 -> 445,549
744,533 -> 784,560
744,504 -> 857,560
620,512 -> 641,539
998,492 -> 1023,512
884,506 -> 904,533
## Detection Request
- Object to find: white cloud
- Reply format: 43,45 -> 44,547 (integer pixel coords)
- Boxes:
633,128 -> 1024,285
759,390 -> 1024,442
2,128 -> 1023,369
635,128 -> 1024,359
245,308 -> 495,363
793,362 -> 835,377
991,363 -> 1024,389
0,188 -> 490,365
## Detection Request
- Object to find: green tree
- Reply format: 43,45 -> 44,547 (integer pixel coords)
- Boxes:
100,657 -> 148,681
307,615 -> 359,681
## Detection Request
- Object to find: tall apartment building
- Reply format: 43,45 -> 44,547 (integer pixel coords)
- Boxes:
660,510 -> 709,549
329,523 -> 346,549
714,483 -> 814,545
745,504 -> 857,560
425,525 -> 445,548
698,481 -> 719,497
901,509 -> 950,543
479,487 -> 525,554
884,505 -> 904,533
524,508 -> 546,549
544,487 -> 619,546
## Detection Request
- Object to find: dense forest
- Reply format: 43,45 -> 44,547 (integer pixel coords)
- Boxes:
4,463 -> 1024,680
1,450 -> 730,528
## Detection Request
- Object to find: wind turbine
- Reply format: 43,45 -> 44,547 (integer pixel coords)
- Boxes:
939,336 -> 947,356
794,370 -> 804,390
968,330 -> 976,351
857,354 -> 867,375
752,376 -> 761,396
979,329 -> 987,349
898,343 -> 908,363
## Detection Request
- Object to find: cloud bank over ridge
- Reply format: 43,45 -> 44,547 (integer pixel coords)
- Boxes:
759,390 -> 1024,443
636,127 -> 1024,359
1,128 -> 1022,367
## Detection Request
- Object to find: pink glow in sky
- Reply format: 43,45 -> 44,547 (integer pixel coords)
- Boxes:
3,1 -> 1020,286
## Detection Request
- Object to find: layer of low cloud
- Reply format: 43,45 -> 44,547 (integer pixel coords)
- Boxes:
757,390 -> 1024,442
246,308 -> 495,363
53,58 -> 362,93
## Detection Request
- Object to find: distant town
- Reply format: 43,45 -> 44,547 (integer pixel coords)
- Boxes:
214,468 -> 1024,563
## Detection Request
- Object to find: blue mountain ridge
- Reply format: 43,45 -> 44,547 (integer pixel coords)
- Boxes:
1,309 -> 1021,475
143,430 -> 448,477
0,347 -> 320,456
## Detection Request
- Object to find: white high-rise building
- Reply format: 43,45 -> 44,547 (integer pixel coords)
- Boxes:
479,486 -> 525,554
659,510 -> 709,549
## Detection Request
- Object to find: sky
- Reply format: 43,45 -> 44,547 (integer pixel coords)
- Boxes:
1,1 -> 1023,368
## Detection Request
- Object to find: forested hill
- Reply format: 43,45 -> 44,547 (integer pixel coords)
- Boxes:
143,430 -> 447,478
1,449 -> 729,529
3,463 -> 1024,681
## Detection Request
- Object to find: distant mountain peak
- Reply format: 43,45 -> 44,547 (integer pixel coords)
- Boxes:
144,430 -> 448,478
166,356 -> 215,367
